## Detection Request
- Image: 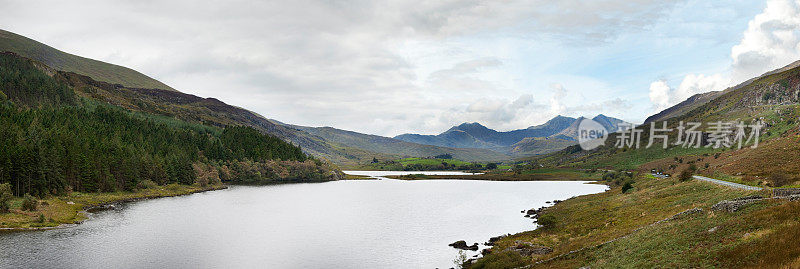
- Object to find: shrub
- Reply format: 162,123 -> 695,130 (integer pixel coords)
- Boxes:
453,250 -> 468,269
763,92 -> 774,101
37,213 -> 46,223
486,163 -> 498,170
537,214 -> 557,229
622,181 -> 635,193
137,180 -> 158,190
165,183 -> 182,192
0,183 -> 12,213
21,194 -> 37,211
679,169 -> 694,182
770,173 -> 792,187
468,250 -> 527,269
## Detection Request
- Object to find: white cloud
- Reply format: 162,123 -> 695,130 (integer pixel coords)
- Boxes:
429,57 -> 502,80
436,94 -> 544,132
648,74 -> 729,111
732,0 -> 800,82
675,73 -> 729,99
549,83 -> 568,115
649,80 -> 672,111
0,0 -> 690,136
648,0 -> 800,113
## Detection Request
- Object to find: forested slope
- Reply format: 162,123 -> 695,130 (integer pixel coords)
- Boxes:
0,52 -> 341,197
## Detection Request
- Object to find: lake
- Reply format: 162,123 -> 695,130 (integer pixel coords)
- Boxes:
0,171 -> 607,269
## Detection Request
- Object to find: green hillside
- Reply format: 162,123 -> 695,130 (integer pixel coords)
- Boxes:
0,29 -> 176,91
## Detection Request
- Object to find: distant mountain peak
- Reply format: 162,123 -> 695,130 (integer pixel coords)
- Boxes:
456,122 -> 486,128
550,115 -> 575,121
447,122 -> 493,133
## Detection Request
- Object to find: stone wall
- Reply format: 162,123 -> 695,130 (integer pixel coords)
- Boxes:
774,188 -> 800,197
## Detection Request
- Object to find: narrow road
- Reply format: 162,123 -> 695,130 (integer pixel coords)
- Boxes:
692,175 -> 763,191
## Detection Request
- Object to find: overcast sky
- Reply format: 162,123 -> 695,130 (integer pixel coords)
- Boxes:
3,0 -> 799,136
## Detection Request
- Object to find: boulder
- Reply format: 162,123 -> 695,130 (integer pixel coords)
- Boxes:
485,234 -> 508,246
449,241 -> 479,251
448,240 -> 468,249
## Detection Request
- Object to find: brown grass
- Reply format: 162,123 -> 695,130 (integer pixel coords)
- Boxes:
719,201 -> 800,268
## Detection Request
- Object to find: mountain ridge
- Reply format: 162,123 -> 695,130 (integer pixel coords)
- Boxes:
394,114 -> 631,150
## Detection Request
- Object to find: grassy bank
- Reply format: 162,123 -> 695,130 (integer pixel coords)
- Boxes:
343,174 -> 375,180
0,184 -> 225,230
347,157 -> 493,171
387,169 -> 604,181
467,172 -> 800,268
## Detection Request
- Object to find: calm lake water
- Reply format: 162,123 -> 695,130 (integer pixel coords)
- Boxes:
0,171 -> 606,269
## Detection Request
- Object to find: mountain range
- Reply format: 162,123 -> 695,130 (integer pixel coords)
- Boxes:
394,115 -> 630,149
0,28 -> 629,164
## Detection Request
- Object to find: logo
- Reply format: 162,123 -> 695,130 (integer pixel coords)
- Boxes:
577,119 -> 608,150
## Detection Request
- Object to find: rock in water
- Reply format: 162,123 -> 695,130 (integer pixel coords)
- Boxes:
448,240 -> 479,251
448,240 -> 468,249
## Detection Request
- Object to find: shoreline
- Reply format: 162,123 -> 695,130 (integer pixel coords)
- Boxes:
0,177 -> 346,232
0,184 -> 227,232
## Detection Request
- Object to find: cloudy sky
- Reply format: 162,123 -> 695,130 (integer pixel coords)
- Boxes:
2,0 -> 799,136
